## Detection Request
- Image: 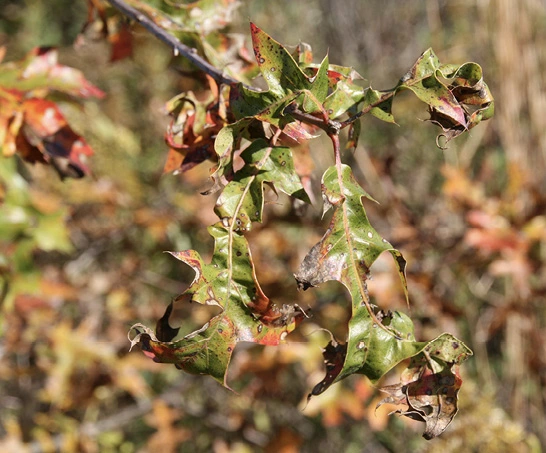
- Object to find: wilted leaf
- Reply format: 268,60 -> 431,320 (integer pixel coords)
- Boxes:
163,86 -> 227,174
398,49 -> 467,129
433,61 -> 495,144
294,164 -> 473,437
378,334 -> 472,439
350,48 -> 494,145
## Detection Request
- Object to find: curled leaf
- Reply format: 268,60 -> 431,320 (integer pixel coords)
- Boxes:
350,48 -> 494,146
378,333 -> 472,439
163,85 -> 227,174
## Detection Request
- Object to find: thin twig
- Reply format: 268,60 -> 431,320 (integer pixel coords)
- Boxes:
284,104 -> 341,135
104,0 -> 242,87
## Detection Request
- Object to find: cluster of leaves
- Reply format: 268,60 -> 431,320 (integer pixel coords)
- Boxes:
0,0 -> 496,441
105,0 -> 494,438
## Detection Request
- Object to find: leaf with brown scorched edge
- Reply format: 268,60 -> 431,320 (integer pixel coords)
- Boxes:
229,23 -> 330,124
295,164 -> 408,297
129,222 -> 304,386
295,164 -> 425,393
377,333 -> 472,439
214,139 -> 310,231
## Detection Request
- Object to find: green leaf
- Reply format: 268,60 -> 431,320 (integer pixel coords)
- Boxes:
130,223 -> 303,386
323,80 -> 366,120
230,24 -> 330,123
249,22 -> 314,98
215,139 -> 310,231
362,87 -> 396,123
169,224 -> 263,309
207,118 -> 255,193
295,165 -> 414,390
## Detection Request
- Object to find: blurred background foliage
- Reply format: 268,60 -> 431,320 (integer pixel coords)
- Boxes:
0,0 -> 545,451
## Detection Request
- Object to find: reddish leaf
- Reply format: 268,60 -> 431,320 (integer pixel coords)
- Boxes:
163,86 -> 227,174
0,47 -> 103,178
21,47 -> 105,99
18,99 -> 94,178
109,22 -> 134,62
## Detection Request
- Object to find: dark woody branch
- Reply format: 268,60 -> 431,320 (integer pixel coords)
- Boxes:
105,0 -> 240,87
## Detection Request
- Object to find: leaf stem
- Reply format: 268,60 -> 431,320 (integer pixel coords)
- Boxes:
104,0 -> 241,87
330,129 -> 343,174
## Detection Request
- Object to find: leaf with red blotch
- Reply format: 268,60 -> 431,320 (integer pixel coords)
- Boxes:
109,22 -> 134,62
0,47 -> 103,178
6,99 -> 94,179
